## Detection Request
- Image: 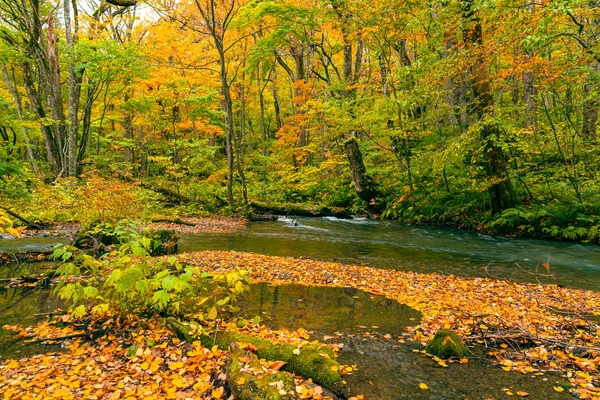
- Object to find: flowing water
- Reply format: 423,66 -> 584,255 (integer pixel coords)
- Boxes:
180,217 -> 600,291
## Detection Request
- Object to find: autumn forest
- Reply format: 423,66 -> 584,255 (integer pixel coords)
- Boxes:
1,0 -> 600,399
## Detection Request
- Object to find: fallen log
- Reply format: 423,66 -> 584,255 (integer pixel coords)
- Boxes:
150,218 -> 196,226
227,343 -> 298,399
0,250 -> 54,266
166,318 -> 349,399
0,269 -> 58,291
0,206 -> 48,230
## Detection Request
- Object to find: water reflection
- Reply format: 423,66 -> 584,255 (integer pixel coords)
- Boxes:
240,284 -> 421,334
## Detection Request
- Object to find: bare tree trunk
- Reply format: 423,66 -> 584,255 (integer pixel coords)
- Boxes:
1,64 -> 39,173
64,0 -> 83,177
523,70 -> 537,131
271,67 -> 283,131
46,11 -> 68,175
21,62 -> 59,171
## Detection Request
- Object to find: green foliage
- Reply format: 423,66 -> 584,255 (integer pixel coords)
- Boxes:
54,223 -> 250,320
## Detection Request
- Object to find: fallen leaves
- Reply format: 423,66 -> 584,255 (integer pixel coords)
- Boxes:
177,250 -> 600,398
0,320 -> 228,399
2,249 -> 599,399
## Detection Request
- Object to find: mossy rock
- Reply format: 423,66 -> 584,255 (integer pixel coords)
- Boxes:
425,329 -> 468,359
227,344 -> 298,400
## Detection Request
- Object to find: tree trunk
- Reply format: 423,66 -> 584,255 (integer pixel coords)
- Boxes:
64,0 -> 83,177
462,0 -> 518,214
523,70 -> 537,131
582,64 -> 599,141
271,67 -> 283,131
21,62 -> 60,171
46,11 -> 68,174
1,64 -> 39,173
345,137 -> 378,204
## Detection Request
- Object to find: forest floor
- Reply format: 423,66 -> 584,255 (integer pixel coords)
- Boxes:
1,249 -> 599,399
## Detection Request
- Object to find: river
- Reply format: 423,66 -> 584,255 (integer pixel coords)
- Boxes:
178,216 -> 600,291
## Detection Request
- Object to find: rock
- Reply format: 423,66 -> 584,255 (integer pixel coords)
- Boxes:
425,329 -> 468,359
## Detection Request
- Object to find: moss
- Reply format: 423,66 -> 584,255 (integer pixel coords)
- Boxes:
227,345 -> 297,400
166,318 -> 348,398
425,329 -> 468,359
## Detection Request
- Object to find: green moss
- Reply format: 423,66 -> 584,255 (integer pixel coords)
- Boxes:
166,318 -> 348,397
425,329 -> 468,359
227,345 -> 297,400
203,331 -> 347,397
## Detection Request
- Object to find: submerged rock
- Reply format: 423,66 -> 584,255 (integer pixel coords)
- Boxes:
425,329 -> 468,359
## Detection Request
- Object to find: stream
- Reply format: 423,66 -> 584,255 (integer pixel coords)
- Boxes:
180,216 -> 600,291
1,217 -> 596,398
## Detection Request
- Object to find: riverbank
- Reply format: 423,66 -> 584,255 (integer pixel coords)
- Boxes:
1,217 -> 247,239
1,250 -> 597,398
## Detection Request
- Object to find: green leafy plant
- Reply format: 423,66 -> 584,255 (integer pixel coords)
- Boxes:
53,224 -> 250,321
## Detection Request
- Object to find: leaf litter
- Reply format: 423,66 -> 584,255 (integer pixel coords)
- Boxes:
0,250 -> 599,399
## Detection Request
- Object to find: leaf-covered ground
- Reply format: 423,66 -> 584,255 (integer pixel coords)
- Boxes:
178,251 -> 600,399
5,217 -> 246,240
1,316 -> 346,400
1,250 -> 599,399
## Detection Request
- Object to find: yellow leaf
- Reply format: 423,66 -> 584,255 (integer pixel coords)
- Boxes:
516,392 -> 529,397
172,377 -> 185,388
419,383 -> 428,390
293,348 -> 301,355
5,359 -> 19,369
168,361 -> 184,370
330,366 -> 339,372
437,360 -> 448,367
553,386 -> 564,393
212,386 -> 224,399
236,377 -> 246,385
502,366 -> 511,371
149,362 -> 160,372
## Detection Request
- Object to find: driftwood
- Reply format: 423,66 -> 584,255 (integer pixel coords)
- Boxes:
0,206 -> 48,230
0,269 -> 58,291
249,202 -> 352,219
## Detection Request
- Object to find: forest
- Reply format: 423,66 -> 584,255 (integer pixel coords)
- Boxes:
0,0 -> 600,239
0,0 -> 600,399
